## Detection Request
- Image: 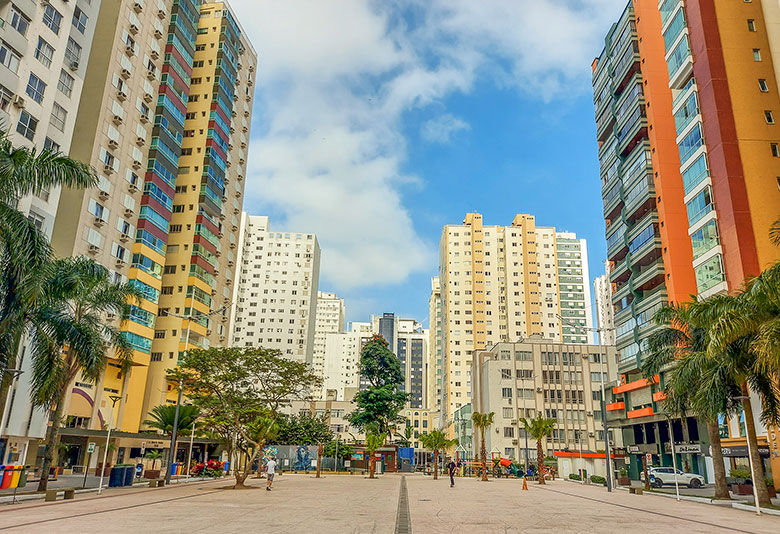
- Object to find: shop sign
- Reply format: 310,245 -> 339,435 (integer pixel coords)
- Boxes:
675,444 -> 701,454
627,444 -> 657,454
87,442 -> 96,453
720,445 -> 770,458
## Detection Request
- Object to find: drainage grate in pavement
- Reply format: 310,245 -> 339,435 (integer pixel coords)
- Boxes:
395,475 -> 412,534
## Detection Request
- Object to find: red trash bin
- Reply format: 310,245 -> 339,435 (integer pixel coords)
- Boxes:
0,465 -> 15,489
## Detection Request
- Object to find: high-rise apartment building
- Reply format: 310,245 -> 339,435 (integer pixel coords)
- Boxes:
438,213 -> 593,425
593,0 -> 780,482
593,262 -> 616,345
0,0 -> 102,464
427,277 -> 444,412
321,322 -> 370,400
312,291 -> 345,381
230,214 -> 321,363
142,1 -> 257,417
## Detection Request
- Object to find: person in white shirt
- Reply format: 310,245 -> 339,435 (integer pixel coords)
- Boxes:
265,458 -> 277,491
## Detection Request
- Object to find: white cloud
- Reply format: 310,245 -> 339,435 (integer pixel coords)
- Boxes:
229,0 -> 625,291
421,114 -> 470,143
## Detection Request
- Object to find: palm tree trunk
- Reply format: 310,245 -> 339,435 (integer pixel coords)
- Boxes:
740,384 -> 771,506
433,450 -> 438,480
369,454 -> 375,479
480,428 -> 488,481
537,440 -> 545,485
37,399 -> 66,492
706,421 -> 730,500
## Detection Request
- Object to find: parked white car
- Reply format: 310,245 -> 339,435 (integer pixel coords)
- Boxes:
641,467 -> 705,488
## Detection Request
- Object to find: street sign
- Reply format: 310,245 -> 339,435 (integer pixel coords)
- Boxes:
645,453 -> 652,464
344,460 -> 351,468
87,442 -> 96,453
140,441 -> 146,456
675,444 -> 701,454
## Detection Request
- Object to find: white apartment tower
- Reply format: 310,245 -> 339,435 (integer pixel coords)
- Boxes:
556,232 -> 593,344
321,321 -> 370,400
312,291 -> 345,379
438,213 -> 593,424
594,262 -> 616,346
231,214 -> 321,363
427,277 -> 444,412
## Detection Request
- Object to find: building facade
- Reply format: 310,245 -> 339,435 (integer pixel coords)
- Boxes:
438,213 -> 593,427
471,339 -> 620,478
593,0 -> 780,483
593,262 -> 616,346
321,322 -> 368,400
427,277 -> 444,413
230,214 -> 321,364
312,291 -> 345,382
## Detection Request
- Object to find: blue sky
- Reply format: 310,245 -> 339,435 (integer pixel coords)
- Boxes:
231,0 -> 626,325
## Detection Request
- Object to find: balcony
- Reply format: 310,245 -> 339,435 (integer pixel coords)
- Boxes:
602,182 -> 623,219
617,107 -> 648,157
606,401 -> 625,411
612,40 -> 640,92
613,375 -> 658,395
631,258 -> 664,289
623,175 -> 655,222
627,406 -> 654,419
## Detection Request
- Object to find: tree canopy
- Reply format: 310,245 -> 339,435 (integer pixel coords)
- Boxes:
275,412 -> 333,445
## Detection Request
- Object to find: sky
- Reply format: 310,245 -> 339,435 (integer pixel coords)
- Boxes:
229,0 -> 627,326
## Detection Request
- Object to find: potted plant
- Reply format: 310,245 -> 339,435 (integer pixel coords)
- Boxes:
618,468 -> 631,486
728,468 -> 753,495
144,450 -> 163,479
766,477 -> 777,498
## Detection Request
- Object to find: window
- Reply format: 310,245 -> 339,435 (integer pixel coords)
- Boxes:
747,19 -> 756,32
759,79 -> 769,92
65,38 -> 82,65
27,211 -> 45,231
0,42 -> 21,74
687,187 -> 713,225
0,84 -> 11,112
50,103 -> 67,132
695,254 -> 726,292
753,49 -> 762,61
501,387 -> 512,398
35,37 -> 55,68
72,7 -> 88,34
43,137 -> 60,152
43,5 -> 63,34
25,74 -> 46,104
678,123 -> 704,164
16,111 -> 38,141
9,6 -> 29,36
765,111 -> 775,124
500,369 -> 512,379
690,219 -> 719,259
58,70 -> 74,97
771,143 -> 780,157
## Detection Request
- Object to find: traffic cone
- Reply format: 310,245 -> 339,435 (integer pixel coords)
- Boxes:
522,476 -> 528,491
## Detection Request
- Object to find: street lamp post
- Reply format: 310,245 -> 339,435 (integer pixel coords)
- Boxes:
186,414 -> 198,481
661,413 -> 680,501
97,395 -> 122,495
735,396 -> 761,516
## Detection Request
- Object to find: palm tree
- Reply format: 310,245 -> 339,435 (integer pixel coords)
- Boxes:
249,416 -> 279,479
471,411 -> 494,482
642,302 -> 733,500
520,416 -> 555,485
419,430 -> 458,480
395,425 -> 413,448
30,257 -> 139,491
365,431 -> 386,479
143,404 -> 200,436
145,449 -> 162,470
0,132 -> 97,419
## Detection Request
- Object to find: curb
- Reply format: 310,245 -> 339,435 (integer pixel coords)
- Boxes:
732,502 -> 780,516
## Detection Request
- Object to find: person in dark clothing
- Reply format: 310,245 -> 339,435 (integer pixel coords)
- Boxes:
447,458 -> 457,487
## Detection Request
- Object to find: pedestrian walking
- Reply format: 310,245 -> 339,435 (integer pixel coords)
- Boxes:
265,457 -> 277,491
447,458 -> 457,487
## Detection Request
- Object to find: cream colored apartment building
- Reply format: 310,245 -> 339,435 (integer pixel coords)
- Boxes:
427,276 -> 444,413
231,214 -> 321,363
312,291 -> 345,381
438,213 -> 593,425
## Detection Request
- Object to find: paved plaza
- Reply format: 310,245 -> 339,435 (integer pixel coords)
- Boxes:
0,474 -> 777,533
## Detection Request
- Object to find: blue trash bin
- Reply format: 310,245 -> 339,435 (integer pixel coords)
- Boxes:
108,465 -> 126,487
123,465 -> 135,486
170,462 -> 178,476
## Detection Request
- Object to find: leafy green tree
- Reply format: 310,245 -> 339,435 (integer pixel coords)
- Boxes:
172,346 -> 321,488
419,430 -> 458,480
145,450 -> 163,470
348,335 -> 410,436
143,404 -> 200,437
324,440 -> 354,461
394,425 -> 413,448
365,431 -> 386,479
275,412 -> 333,445
30,257 -> 139,491
471,411 -> 494,482
520,416 -> 555,485
642,302 -> 734,500
0,133 -> 97,428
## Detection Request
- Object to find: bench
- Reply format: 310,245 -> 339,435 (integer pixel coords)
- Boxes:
44,488 -> 76,501
147,479 -> 165,488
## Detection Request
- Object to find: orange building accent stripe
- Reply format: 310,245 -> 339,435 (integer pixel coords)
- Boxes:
627,406 -> 654,418
606,402 -> 625,411
613,375 -> 659,394
653,391 -> 668,402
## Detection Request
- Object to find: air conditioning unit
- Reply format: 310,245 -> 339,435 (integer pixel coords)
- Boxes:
146,70 -> 156,81
88,244 -> 100,254
510,420 -> 517,425
136,137 -> 145,146
117,90 -> 127,101
150,49 -> 159,60
219,335 -> 225,342
124,208 -> 134,217
588,432 -> 595,437
132,159 -> 142,169
143,92 -> 153,103
129,23 -> 139,34
157,8 -> 166,19
133,1 -> 143,13
511,439 -> 518,445
140,113 -> 149,123
214,249 -> 221,257
228,260 -> 234,267
112,115 -> 123,125
125,45 -> 135,56
121,69 -> 131,79
69,61 -> 79,71
103,164 -> 114,174
93,217 -> 105,227
106,313 -> 116,320
154,28 -> 162,39
120,233 -> 130,242
586,411 -> 593,417
536,387 -> 543,393
128,183 -> 140,193
12,95 -> 25,108
116,258 -> 127,268
206,329 -> 213,336
108,139 -> 119,150
98,189 -> 110,200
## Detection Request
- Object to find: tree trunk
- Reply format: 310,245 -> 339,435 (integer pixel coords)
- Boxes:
479,428 -> 489,482
255,446 -> 265,478
706,421 -> 730,500
369,454 -> 375,479
642,453 -> 650,490
537,439 -> 545,485
740,384 -> 771,506
433,450 -> 438,480
37,399 -> 66,492
316,442 -> 323,478
233,450 -> 250,489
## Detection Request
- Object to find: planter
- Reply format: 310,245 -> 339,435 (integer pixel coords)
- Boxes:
731,483 -> 753,495
144,469 -> 161,480
96,464 -> 112,477
62,468 -> 73,476
769,486 -> 777,498
618,476 -> 631,486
